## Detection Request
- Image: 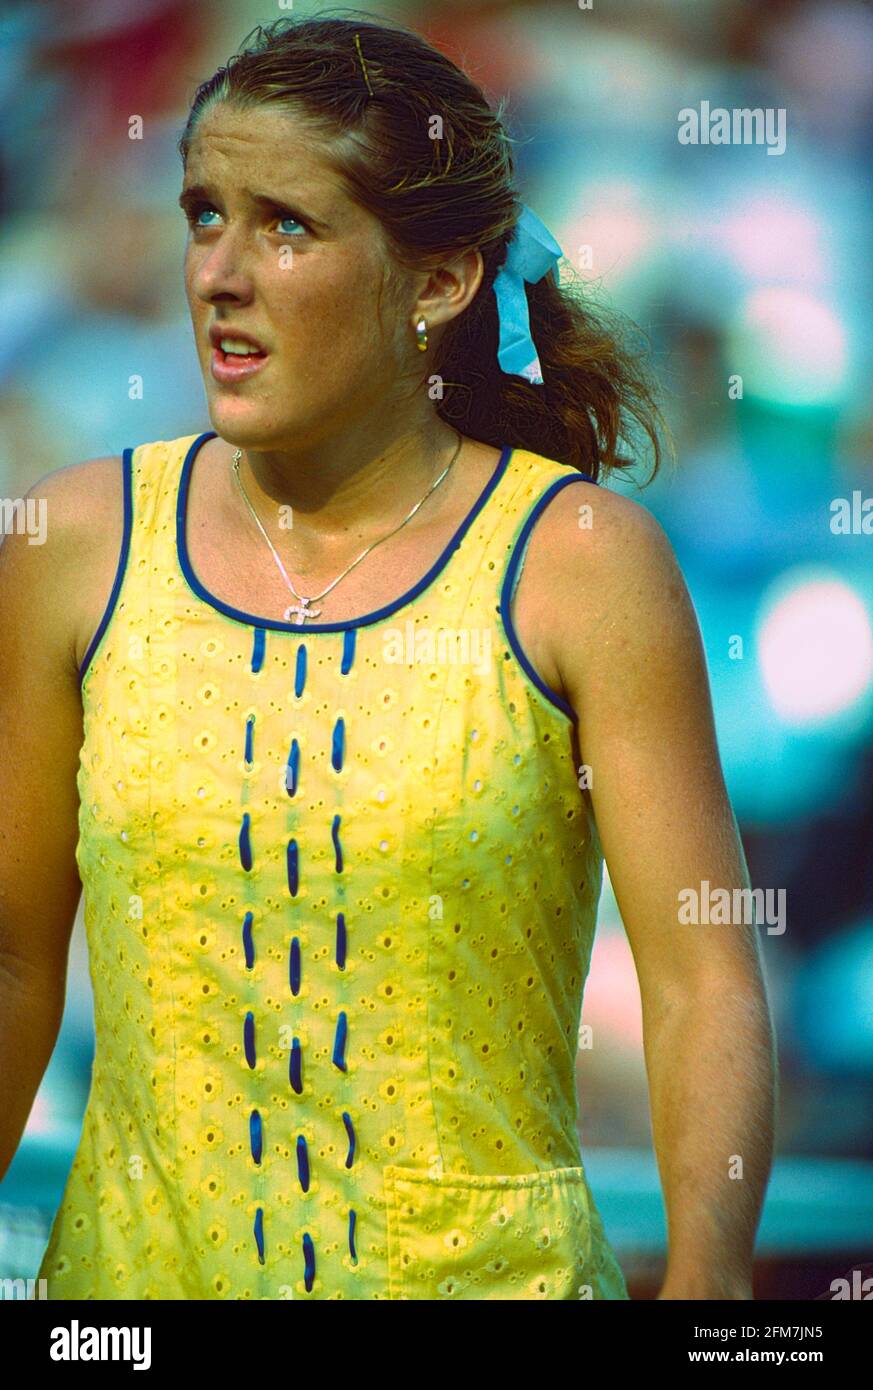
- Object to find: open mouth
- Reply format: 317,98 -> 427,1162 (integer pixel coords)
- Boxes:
210,337 -> 269,381
215,344 -> 265,366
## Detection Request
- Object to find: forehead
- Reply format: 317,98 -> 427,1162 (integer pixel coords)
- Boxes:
184,101 -> 349,209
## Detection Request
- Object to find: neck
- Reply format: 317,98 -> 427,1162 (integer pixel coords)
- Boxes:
224,416 -> 463,547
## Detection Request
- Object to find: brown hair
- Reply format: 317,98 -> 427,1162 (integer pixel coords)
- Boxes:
178,11 -> 671,484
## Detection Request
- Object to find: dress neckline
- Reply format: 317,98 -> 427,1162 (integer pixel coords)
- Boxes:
175,430 -> 515,634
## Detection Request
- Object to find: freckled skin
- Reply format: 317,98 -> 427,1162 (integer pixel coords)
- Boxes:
180,100 -> 488,555
183,103 -> 406,455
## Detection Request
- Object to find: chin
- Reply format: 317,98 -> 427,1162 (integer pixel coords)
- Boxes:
205,399 -> 290,450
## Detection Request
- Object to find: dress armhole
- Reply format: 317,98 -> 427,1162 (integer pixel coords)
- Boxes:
77,447 -> 135,689
498,472 -> 597,724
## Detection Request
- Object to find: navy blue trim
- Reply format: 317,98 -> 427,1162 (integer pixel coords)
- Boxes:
78,447 -> 134,688
176,431 -> 515,633
498,472 -> 598,726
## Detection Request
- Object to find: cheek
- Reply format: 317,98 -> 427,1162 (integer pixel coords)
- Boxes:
274,253 -> 394,365
183,250 -> 205,314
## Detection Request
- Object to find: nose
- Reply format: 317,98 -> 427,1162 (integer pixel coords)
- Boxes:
190,227 -> 255,307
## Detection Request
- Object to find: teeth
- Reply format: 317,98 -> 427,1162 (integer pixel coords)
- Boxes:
219,337 -> 262,355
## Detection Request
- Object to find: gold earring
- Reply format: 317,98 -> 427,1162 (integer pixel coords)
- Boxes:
415,316 -> 428,352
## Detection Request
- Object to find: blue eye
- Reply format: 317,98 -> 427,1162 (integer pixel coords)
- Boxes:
183,203 -> 220,229
276,214 -> 305,236
182,200 -> 309,236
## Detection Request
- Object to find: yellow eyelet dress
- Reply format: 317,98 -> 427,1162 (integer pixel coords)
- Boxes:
38,431 -> 630,1300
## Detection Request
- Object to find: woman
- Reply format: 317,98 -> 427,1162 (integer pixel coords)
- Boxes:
0,15 -> 775,1300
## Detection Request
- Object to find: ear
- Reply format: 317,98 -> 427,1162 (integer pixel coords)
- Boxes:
411,247 -> 484,332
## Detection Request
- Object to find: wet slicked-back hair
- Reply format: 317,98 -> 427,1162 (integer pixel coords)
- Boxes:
179,12 -> 669,482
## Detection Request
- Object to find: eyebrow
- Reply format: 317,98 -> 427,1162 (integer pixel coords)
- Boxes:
177,182 -> 330,230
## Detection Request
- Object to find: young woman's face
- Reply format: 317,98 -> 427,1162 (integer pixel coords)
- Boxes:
181,101 -> 410,451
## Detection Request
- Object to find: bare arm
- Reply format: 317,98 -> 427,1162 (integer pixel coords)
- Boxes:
0,463 -> 114,1181
551,486 -> 776,1299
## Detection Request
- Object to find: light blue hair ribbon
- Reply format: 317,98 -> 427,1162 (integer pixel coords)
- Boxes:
492,204 -> 563,385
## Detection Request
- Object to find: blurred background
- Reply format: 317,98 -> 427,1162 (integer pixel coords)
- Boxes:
1,0 -> 872,1300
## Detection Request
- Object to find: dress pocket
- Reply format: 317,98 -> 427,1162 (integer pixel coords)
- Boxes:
383,1163 -> 595,1300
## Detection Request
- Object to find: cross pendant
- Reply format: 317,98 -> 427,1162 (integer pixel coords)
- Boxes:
284,596 -> 322,623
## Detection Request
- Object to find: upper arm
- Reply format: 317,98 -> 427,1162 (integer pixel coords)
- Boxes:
0,459 -> 119,991
550,487 -> 765,1013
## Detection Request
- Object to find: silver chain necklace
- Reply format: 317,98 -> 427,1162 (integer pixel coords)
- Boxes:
230,431 -> 463,624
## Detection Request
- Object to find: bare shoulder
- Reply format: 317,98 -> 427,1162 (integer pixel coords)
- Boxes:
0,456 -> 124,679
525,478 -> 701,712
543,476 -> 678,584
527,477 -> 685,626
25,455 -> 123,529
